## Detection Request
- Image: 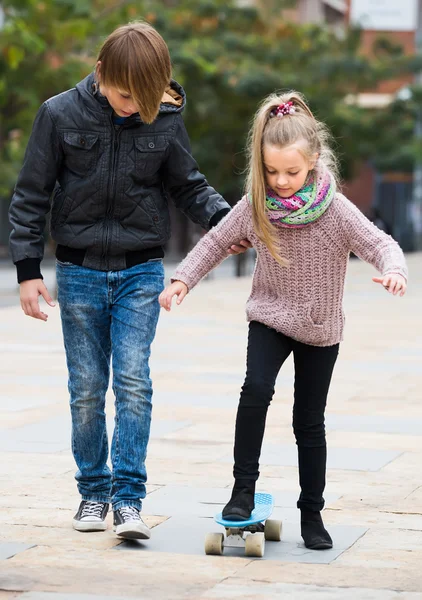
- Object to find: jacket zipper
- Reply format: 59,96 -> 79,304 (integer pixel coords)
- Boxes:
102,121 -> 122,267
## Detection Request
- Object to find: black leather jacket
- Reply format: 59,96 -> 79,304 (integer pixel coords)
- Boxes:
9,72 -> 230,281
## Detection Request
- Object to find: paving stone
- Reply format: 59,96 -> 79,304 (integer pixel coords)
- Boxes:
0,395 -> 62,413
241,557 -> 422,593
115,513 -> 366,564
20,595 -> 138,600
175,372 -> 245,384
220,444 -> 402,472
0,542 -> 34,561
338,360 -> 421,375
144,485 -> 340,518
385,346 -> 422,358
0,376 -> 66,388
0,254 -> 421,597
0,415 -> 192,453
200,581 -> 422,599
325,414 -> 422,436
0,344 -> 64,355
151,391 -> 239,409
0,571 -> 34,593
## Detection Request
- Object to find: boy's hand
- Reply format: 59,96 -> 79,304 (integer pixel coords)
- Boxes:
159,281 -> 188,311
372,273 -> 407,296
227,239 -> 252,255
20,279 -> 55,321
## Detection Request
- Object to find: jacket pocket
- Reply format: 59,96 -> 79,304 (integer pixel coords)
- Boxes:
63,131 -> 99,176
134,135 -> 169,177
144,194 -> 165,238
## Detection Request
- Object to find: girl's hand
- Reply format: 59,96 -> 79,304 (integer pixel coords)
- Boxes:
372,273 -> 407,296
159,281 -> 188,311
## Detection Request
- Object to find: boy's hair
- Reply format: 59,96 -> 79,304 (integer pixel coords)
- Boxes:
245,91 -> 338,265
97,22 -> 172,124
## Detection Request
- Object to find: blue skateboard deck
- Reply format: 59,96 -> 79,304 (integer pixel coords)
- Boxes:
215,492 -> 274,527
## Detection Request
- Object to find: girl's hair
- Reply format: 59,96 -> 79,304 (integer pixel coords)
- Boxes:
96,22 -> 172,124
245,91 -> 338,265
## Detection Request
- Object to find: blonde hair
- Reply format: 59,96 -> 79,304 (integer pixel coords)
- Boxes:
97,22 -> 172,124
245,91 -> 338,265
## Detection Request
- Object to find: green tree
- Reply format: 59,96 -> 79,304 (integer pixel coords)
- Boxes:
0,0 -> 418,205
157,1 -> 418,194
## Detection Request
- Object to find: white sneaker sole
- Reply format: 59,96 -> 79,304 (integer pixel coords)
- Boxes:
114,522 -> 151,540
73,519 -> 107,532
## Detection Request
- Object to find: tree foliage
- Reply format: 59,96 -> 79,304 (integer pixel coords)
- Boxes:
0,0 -> 419,201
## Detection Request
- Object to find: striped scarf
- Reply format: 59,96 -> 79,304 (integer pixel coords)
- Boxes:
266,168 -> 335,228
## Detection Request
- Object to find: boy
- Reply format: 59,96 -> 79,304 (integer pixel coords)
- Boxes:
9,22 -> 249,539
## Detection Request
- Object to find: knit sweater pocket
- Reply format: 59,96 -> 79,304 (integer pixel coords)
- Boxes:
246,292 -> 342,346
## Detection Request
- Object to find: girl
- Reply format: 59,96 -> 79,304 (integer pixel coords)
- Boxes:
159,92 -> 407,550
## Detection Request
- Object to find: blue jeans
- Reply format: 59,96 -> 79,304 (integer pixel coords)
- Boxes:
56,259 -> 164,511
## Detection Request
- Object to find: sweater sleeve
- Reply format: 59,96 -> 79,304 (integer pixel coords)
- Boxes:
338,194 -> 408,280
172,197 -> 251,290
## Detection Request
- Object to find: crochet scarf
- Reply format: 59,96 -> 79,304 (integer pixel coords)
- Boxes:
266,168 -> 335,228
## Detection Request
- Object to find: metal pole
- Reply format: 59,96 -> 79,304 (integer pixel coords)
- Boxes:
412,0 -> 422,250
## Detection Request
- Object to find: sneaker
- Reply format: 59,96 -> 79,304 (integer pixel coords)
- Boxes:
222,479 -> 256,521
73,500 -> 109,532
113,506 -> 151,539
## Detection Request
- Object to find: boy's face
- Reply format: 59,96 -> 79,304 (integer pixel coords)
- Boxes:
99,83 -> 138,117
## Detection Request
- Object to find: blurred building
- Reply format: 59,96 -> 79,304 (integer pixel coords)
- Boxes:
347,1 -> 417,102
238,0 -> 347,30
283,0 -> 347,32
343,0 -> 418,250
238,1 -> 419,251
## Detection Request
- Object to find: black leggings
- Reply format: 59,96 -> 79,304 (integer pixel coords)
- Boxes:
233,321 -> 339,512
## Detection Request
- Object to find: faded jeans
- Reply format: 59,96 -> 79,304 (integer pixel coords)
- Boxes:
56,259 -> 164,511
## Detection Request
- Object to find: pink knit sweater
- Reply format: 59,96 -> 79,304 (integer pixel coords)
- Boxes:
173,194 -> 408,346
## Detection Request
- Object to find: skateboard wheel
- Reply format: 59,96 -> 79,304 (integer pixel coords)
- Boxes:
245,532 -> 265,557
264,519 -> 282,541
205,532 -> 224,556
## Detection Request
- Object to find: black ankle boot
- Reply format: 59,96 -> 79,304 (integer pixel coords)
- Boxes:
300,510 -> 333,549
222,479 -> 255,521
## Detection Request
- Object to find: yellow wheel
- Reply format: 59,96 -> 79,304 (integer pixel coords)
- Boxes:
264,519 -> 282,541
245,532 -> 265,557
205,532 -> 224,555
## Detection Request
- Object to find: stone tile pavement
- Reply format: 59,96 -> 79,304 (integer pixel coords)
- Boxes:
0,254 -> 421,599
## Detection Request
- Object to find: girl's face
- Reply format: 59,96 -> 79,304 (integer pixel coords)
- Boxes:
263,143 -> 318,197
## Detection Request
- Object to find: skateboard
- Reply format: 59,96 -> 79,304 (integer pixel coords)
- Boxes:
204,492 -> 282,557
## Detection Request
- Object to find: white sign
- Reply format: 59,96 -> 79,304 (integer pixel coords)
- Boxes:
350,0 -> 418,31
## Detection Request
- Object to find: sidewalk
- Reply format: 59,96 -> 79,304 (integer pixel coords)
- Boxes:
0,254 -> 421,599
